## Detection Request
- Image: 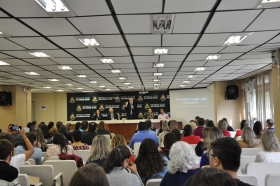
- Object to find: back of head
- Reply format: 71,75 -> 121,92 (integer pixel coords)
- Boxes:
49,127 -> 58,137
261,130 -> 280,152
81,121 -> 89,130
88,135 -> 110,161
58,125 -> 67,135
88,122 -> 97,132
197,118 -> 205,127
210,137 -> 241,172
0,133 -> 14,148
170,120 -> 178,129
189,121 -> 197,131
56,121 -> 63,130
38,124 -> 49,139
103,146 -> 131,173
75,122 -> 81,130
164,133 -> 177,149
267,119 -> 274,127
48,121 -> 54,130
53,133 -> 67,153
203,126 -> 223,149
0,139 -> 13,160
253,121 -> 262,136
168,141 -> 199,174
66,123 -> 72,132
217,119 -> 227,131
138,121 -> 146,131
189,168 -> 237,186
23,132 -> 37,150
162,121 -> 169,131
72,130 -> 82,142
69,163 -> 109,186
110,134 -> 126,149
31,127 -> 45,143
183,125 -> 193,136
145,120 -> 152,129
195,116 -> 200,121
98,121 -> 106,131
170,128 -> 182,141
206,120 -> 214,128
240,120 -> 248,130
241,127 -> 255,147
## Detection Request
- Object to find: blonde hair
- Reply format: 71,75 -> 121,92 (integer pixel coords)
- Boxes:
88,135 -> 110,161
241,127 -> 255,148
110,134 -> 126,149
49,127 -> 58,137
261,130 -> 280,152
189,121 -> 197,131
203,126 -> 223,150
217,119 -> 227,131
162,120 -> 169,131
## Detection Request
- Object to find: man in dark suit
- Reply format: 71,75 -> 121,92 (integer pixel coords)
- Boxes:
125,98 -> 138,119
106,108 -> 119,120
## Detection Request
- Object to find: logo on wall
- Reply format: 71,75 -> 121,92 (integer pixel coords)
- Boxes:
137,96 -> 143,102
69,97 -> 75,103
69,113 -> 75,121
92,96 -> 98,103
138,111 -> 143,119
160,94 -> 166,101
99,104 -> 105,111
76,105 -> 82,112
115,96 -> 120,102
144,103 -> 150,110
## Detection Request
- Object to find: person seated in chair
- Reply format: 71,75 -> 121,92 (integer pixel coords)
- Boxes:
106,108 -> 120,120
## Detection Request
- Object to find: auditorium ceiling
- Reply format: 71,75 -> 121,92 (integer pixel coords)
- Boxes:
0,0 -> 278,92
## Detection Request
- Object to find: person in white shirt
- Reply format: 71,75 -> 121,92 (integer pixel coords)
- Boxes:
255,130 -> 280,163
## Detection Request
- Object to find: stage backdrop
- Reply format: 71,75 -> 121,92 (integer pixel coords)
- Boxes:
67,91 -> 170,121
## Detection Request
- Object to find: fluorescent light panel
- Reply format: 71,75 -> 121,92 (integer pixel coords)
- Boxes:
119,77 -> 127,80
110,69 -> 121,73
76,75 -> 87,78
154,83 -> 161,86
258,0 -> 280,8
56,90 -> 64,92
154,48 -> 169,55
128,86 -> 134,89
105,88 -> 111,91
183,81 -> 190,84
154,73 -> 162,76
76,36 -> 101,47
99,85 -> 106,88
179,85 -> 186,87
0,61 -> 10,65
0,31 -> 11,37
76,88 -> 83,90
153,63 -> 164,68
154,87 -> 159,89
195,67 -> 206,71
29,51 -> 50,58
100,58 -> 114,64
124,82 -> 131,85
35,0 -> 69,12
58,66 -> 72,70
89,81 -> 98,84
48,79 -> 59,82
188,75 -> 197,79
43,86 -> 51,88
206,54 -> 221,61
65,84 -> 73,86
25,72 -> 40,75
83,91 -> 94,92
222,33 -> 253,46
153,79 -> 161,82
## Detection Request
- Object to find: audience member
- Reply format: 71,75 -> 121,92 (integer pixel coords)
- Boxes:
47,121 -> 54,130
69,163 -> 109,186
30,127 -> 48,152
26,122 -> 32,129
189,120 -> 197,131
159,133 -> 177,159
93,109 -> 103,120
82,122 -> 97,145
144,108 -> 154,119
159,120 -> 169,147
193,118 -> 205,138
160,141 -> 200,186
56,121 -> 63,131
169,120 -> 178,130
146,119 -> 157,138
205,120 -> 214,128
235,120 -> 248,139
47,127 -> 58,144
96,121 -> 112,139
181,124 -> 201,144
104,146 -> 143,186
158,108 -> 170,119
255,130 -> 280,162
217,119 -> 230,137
58,124 -> 72,143
185,168 -> 237,186
0,128 -> 2,133
135,139 -> 168,184
170,128 -> 181,142
47,133 -> 75,157
75,122 -> 82,132
71,130 -> 89,150
29,121 -> 37,130
224,118 -> 234,131
81,121 -> 89,132
66,123 -> 73,141
238,127 -> 261,148
110,134 -> 134,162
86,135 -> 110,166
194,116 -> 200,124
265,119 -> 274,132
8,124 -> 22,147
253,121 -> 262,139
38,122 -> 50,139
129,122 -> 159,148
157,120 -> 164,135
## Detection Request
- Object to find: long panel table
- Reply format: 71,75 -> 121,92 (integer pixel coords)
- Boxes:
71,119 -> 182,142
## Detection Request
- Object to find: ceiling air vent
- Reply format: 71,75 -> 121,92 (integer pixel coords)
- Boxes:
150,14 -> 175,34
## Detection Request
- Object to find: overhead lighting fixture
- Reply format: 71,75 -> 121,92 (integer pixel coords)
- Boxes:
58,66 -> 72,70
258,0 -> 280,8
188,75 -> 197,79
65,84 -> 73,86
195,67 -> 206,71
48,79 -> 59,82
100,58 -> 114,64
153,79 -> 161,82
183,81 -> 190,84
25,72 -> 40,76
179,85 -> 186,87
76,75 -> 87,78
43,86 -> 51,89
29,51 -> 50,58
153,63 -> 165,68
99,85 -> 106,88
76,36 -> 101,47
222,33 -> 253,46
82,91 -> 94,92
154,48 -> 169,55
110,69 -> 121,73
124,82 -> 131,85
154,83 -> 161,86
154,87 -> 160,89
76,88 -> 83,90
206,54 -> 221,61
119,77 -> 127,80
0,31 -> 11,37
56,90 -> 64,92
128,86 -> 134,89
0,61 -> 10,65
154,73 -> 162,76
35,0 -> 69,12
89,81 -> 98,84
105,88 -> 111,91
151,14 -> 175,34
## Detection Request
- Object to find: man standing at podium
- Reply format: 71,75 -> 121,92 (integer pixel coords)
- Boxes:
125,98 -> 138,119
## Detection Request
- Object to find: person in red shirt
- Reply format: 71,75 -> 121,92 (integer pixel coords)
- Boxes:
193,118 -> 205,138
181,124 -> 202,144
234,120 -> 248,139
218,119 -> 230,137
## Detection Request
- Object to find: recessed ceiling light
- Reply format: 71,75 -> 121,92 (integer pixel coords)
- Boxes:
222,33 -> 253,46
76,88 -> 84,90
124,82 -> 131,85
29,52 -> 50,58
100,58 -> 114,64
119,77 -> 127,80
151,14 -> 175,34
153,79 -> 161,82
154,48 -> 169,55
82,91 -> 94,92
0,61 -> 10,65
99,85 -> 106,88
56,90 -> 64,92
43,86 -> 51,88
206,54 -> 221,60
188,75 -> 197,79
258,0 -> 280,8
110,69 -> 121,73
179,85 -> 186,87
35,0 -> 69,12
195,67 -> 206,71
154,87 -> 160,89
76,36 -> 101,47
105,88 -> 111,91
183,81 -> 190,84
48,79 -> 59,82
65,84 -> 73,86
58,66 -> 72,70
154,73 -> 162,76
154,83 -> 161,86
25,72 -> 40,76
89,81 -> 98,84
153,63 -> 164,68
0,31 -> 11,37
76,75 -> 87,78
0,31 -> 2,34
128,86 -> 134,89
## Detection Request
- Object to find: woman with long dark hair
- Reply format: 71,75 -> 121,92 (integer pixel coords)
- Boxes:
235,120 -> 248,138
134,139 -> 168,184
253,121 -> 263,139
104,146 -> 143,186
47,133 -> 75,157
30,127 -> 48,152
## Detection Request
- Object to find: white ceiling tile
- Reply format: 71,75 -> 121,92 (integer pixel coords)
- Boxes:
88,64 -> 112,70
242,64 -> 268,70
65,0 -> 110,16
204,60 -> 231,66
173,13 -> 209,33
79,58 -> 101,65
98,48 -> 129,56
164,62 -> 181,68
222,65 -> 245,70
220,45 -> 257,53
0,59 -> 29,66
182,61 -> 206,67
9,37 -> 58,49
24,58 -> 57,65
40,50 -> 71,58
118,15 -> 150,34
230,58 -> 271,65
241,31 -> 279,45
239,53 -> 271,59
158,68 -> 178,72
164,0 -> 216,12
217,0 -> 260,10
66,48 -> 102,57
48,36 -> 85,48
163,34 -> 199,46
95,35 -> 126,47
218,53 -> 243,60
68,16 -> 119,34
21,18 -> 80,36
0,39 -> 25,50
111,0 -> 162,14
186,54 -> 208,61
0,10 -> 8,17
134,56 -> 158,63
111,64 -> 135,69
2,51 -> 37,58
51,58 -> 82,65
168,47 -> 192,54
192,46 -> 225,54
126,35 -> 161,46
160,55 -> 185,62
215,70 -> 237,74
0,66 -> 22,72
206,10 -> 262,33
131,47 -> 153,55
198,33 -> 232,46
0,53 -> 13,59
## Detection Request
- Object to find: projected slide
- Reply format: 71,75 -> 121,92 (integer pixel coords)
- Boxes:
170,89 -> 214,125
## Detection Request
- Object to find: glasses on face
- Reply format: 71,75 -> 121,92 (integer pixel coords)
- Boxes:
207,152 -> 216,159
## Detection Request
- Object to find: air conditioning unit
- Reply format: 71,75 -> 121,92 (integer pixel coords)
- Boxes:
245,81 -> 255,91
150,14 -> 175,34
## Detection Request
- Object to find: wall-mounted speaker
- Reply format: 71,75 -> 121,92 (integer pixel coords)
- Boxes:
225,85 -> 238,100
0,91 -> 12,106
